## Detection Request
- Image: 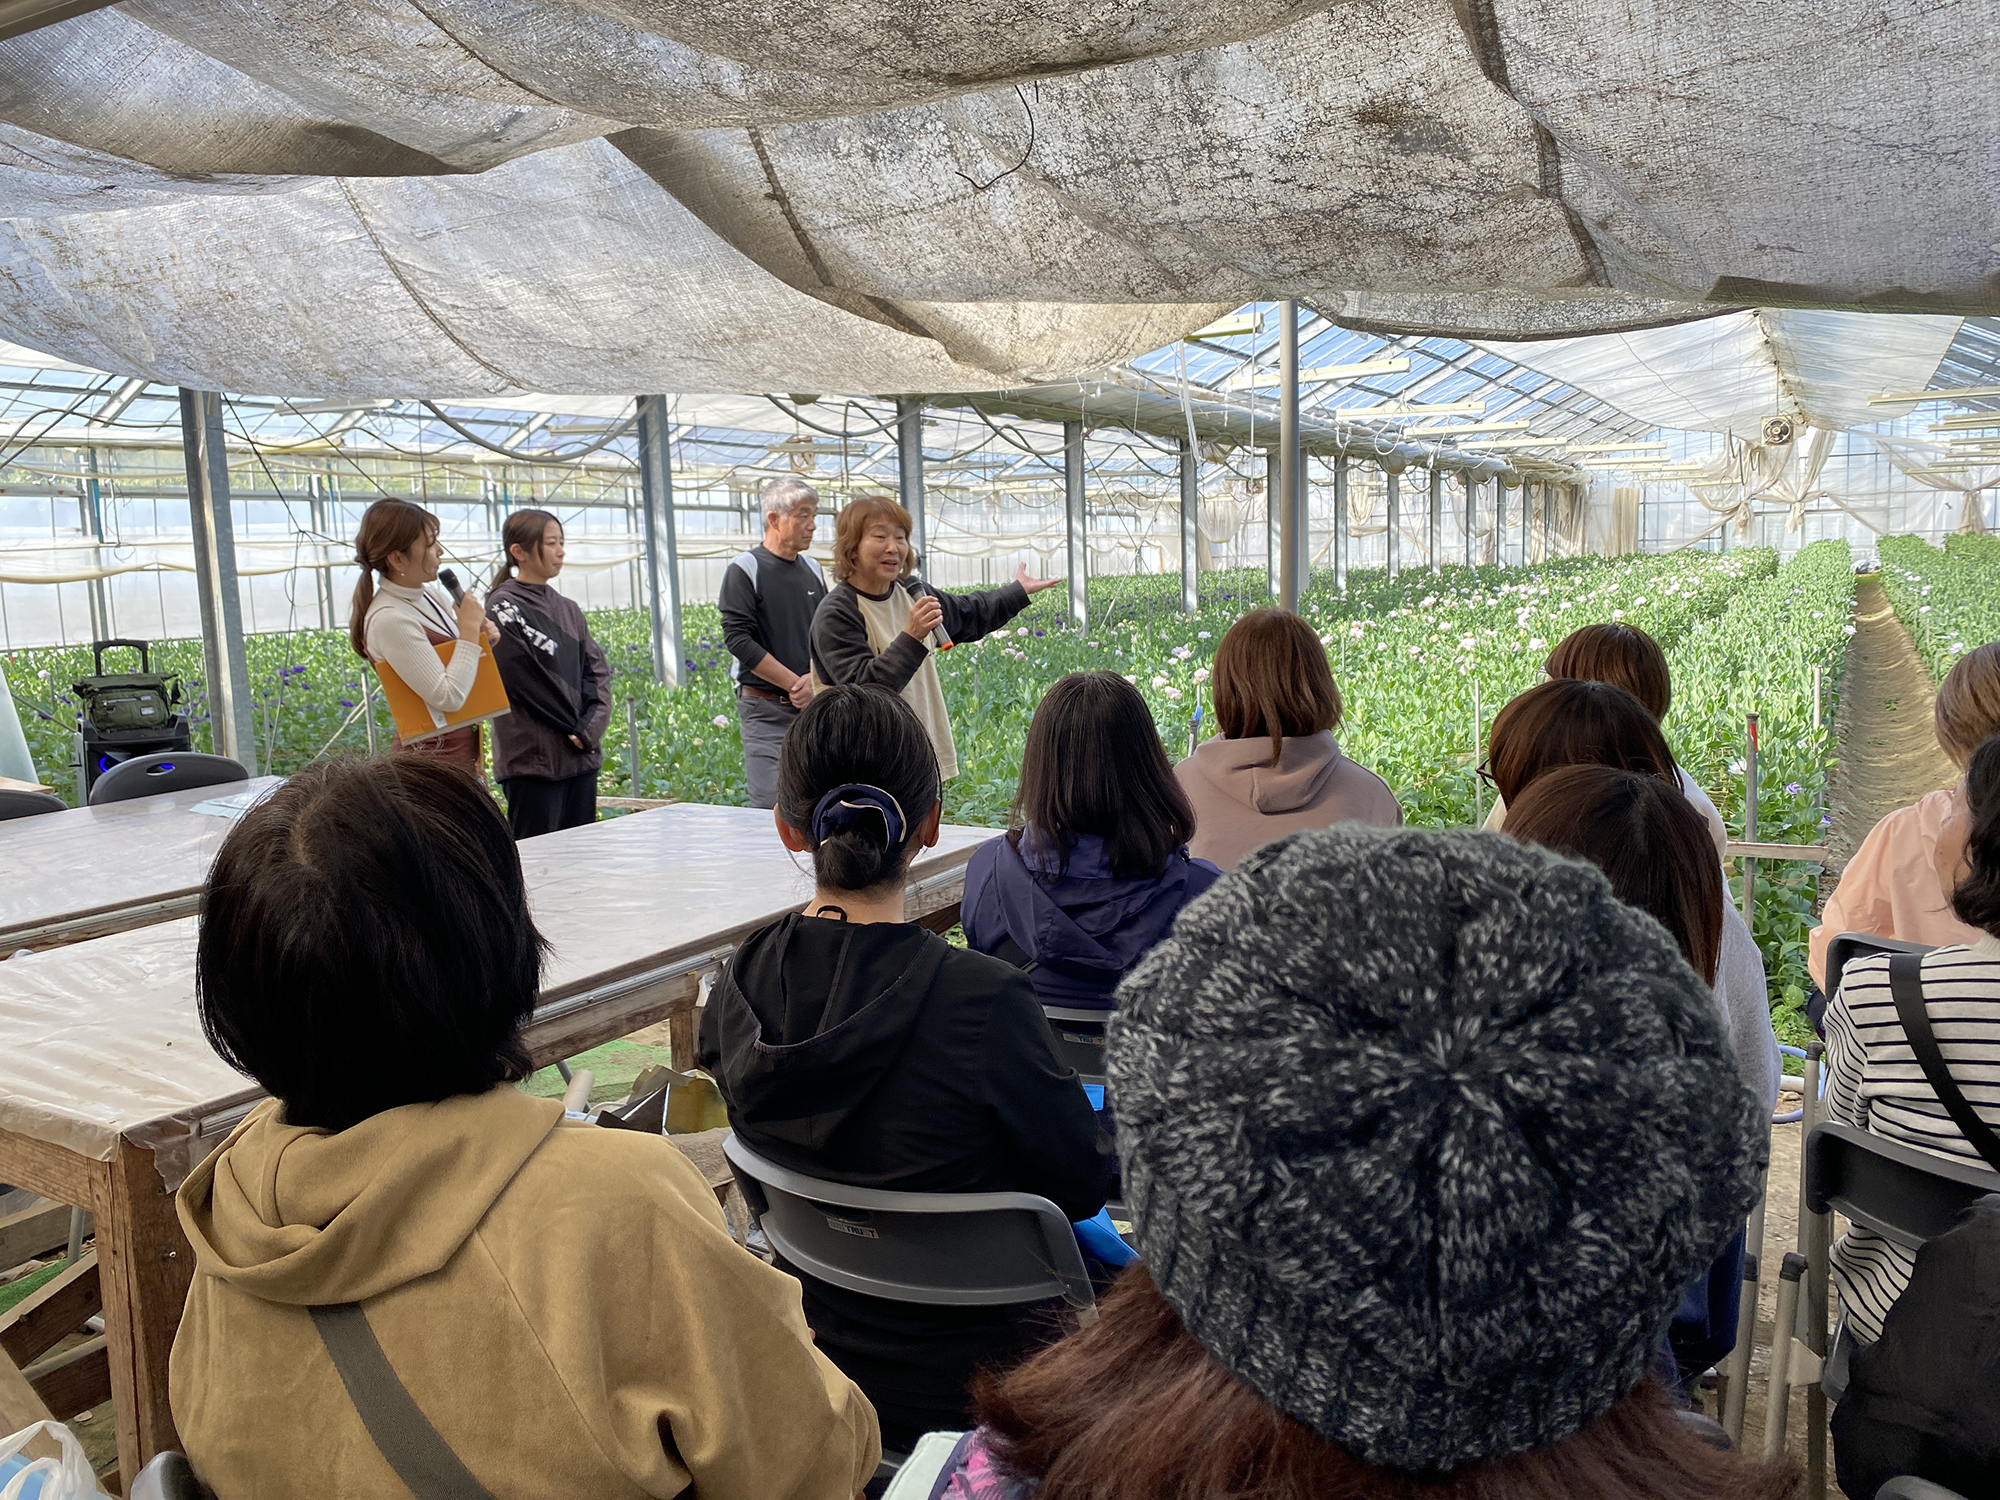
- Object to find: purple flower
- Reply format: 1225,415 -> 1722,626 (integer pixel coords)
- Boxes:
339,700 -> 354,708
1783,782 -> 1803,797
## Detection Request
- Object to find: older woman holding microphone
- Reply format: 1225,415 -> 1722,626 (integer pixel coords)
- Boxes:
350,497 -> 495,775
809,494 -> 1059,780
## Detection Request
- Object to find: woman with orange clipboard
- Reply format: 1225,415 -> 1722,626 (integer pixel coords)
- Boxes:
350,497 -> 500,775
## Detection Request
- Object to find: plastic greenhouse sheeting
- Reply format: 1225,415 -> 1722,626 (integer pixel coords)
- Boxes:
1479,312 -> 1964,436
0,0 -> 1992,397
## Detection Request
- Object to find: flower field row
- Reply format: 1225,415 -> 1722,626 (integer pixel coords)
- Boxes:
6,546 -> 1853,1040
1877,534 -> 2000,683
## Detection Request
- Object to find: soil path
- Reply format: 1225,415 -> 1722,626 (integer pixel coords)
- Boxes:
1824,576 -> 1959,876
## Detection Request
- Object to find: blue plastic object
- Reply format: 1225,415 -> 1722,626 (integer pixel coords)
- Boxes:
1072,1207 -> 1138,1267
0,1452 -> 51,1499
1081,1083 -> 1104,1110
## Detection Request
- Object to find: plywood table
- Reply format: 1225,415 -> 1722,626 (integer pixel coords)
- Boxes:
0,802 -> 992,1483
0,779 -> 281,953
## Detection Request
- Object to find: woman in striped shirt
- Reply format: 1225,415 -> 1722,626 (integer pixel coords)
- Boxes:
1824,728 -> 2000,1341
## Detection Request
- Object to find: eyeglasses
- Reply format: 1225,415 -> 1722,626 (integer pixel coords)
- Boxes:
1475,760 -> 1498,788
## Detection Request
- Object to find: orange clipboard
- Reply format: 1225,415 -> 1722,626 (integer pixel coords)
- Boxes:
373,640 -> 511,745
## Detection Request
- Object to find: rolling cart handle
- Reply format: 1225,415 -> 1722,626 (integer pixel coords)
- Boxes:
91,638 -> 153,675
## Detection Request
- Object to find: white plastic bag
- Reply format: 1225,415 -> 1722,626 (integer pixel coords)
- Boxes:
0,1421 -> 101,1500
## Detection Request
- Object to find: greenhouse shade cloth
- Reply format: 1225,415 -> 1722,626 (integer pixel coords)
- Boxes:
0,0 -> 1992,395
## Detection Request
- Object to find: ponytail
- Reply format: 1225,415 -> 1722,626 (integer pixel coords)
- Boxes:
1952,732 -> 2000,936
492,508 -> 562,591
348,498 -> 443,659
778,686 -> 939,893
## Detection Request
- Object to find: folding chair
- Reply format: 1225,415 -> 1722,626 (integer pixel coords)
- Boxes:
87,752 -> 247,806
1874,1479 -> 1973,1500
723,1133 -> 1097,1480
1041,1006 -> 1108,1088
131,1452 -> 216,1500
1825,933 -> 1935,1007
0,789 -> 63,821
1763,1123 -> 2000,1494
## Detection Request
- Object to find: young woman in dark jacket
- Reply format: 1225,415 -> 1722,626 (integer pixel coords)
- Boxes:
700,685 -> 1112,1451
485,509 -> 612,839
961,672 -> 1221,1010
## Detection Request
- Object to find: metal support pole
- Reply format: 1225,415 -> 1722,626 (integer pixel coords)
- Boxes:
897,397 -> 927,563
1742,712 -> 1759,921
1385,470 -> 1401,579
635,395 -> 684,688
178,389 -> 257,773
1429,468 -> 1443,574
307,474 -> 334,632
1262,448 -> 1279,601
1332,455 -> 1350,592
81,448 -> 110,640
1277,300 -> 1306,612
1178,436 -> 1199,615
1540,481 -> 1555,561
1063,420 -> 1087,631
1464,474 -> 1477,568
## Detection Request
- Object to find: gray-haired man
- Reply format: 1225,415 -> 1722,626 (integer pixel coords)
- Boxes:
719,477 -> 825,808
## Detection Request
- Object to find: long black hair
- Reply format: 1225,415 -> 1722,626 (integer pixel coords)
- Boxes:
778,685 -> 940,892
1953,732 -> 2000,936
1012,671 -> 1195,879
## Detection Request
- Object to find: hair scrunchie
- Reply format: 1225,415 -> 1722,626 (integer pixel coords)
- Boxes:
811,784 -> 907,848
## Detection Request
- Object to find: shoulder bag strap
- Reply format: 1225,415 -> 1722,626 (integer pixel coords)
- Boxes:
310,1303 -> 498,1500
1887,952 -> 2000,1174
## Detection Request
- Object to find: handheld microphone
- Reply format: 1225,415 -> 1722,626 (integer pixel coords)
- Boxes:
438,567 -> 465,605
905,573 -> 952,651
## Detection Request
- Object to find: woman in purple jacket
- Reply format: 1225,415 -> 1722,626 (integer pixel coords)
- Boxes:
962,672 -> 1221,1011
485,509 -> 612,839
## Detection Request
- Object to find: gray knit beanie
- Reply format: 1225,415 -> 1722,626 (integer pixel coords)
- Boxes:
1107,824 -> 1766,1474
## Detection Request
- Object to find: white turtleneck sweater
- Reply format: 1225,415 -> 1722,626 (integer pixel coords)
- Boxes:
363,579 -> 480,726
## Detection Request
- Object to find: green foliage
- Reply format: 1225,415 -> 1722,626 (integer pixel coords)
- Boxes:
1878,533 -> 2000,683
0,544 -> 1858,1030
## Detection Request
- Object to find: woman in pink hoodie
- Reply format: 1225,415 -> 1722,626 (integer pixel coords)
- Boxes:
1175,609 -> 1401,870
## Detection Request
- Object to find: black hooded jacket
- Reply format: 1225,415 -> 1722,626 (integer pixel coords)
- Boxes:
700,912 -> 1112,1441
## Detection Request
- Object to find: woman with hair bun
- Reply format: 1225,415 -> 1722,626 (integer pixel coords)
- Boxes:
700,684 -> 1112,1452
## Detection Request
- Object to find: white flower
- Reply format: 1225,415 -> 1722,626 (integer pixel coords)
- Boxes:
1164,686 -> 1183,700
1408,646 -> 1422,659
1122,674 -> 1137,683
1173,645 -> 1193,660
1920,605 -> 1932,613
1951,640 -> 1967,653
1459,634 -> 1479,650
36,669 -> 49,680
1349,625 -> 1366,640
1842,624 -> 1857,636
710,714 -> 729,728
1528,637 -> 1546,650
692,737 -> 704,747
1151,674 -> 1169,688
1192,667 -> 1210,684
1728,758 -> 1746,775
1632,597 -> 1647,606
1197,631 -> 1211,639
1610,609 -> 1626,621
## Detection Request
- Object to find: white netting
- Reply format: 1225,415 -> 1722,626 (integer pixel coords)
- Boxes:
0,0 -> 1988,394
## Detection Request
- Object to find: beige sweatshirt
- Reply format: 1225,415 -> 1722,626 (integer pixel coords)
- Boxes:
172,1087 -> 879,1500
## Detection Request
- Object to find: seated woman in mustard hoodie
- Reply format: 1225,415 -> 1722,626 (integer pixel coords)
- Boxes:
171,756 -> 877,1500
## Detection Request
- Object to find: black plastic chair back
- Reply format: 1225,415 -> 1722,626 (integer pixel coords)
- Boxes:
1805,1122 -> 2000,1253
